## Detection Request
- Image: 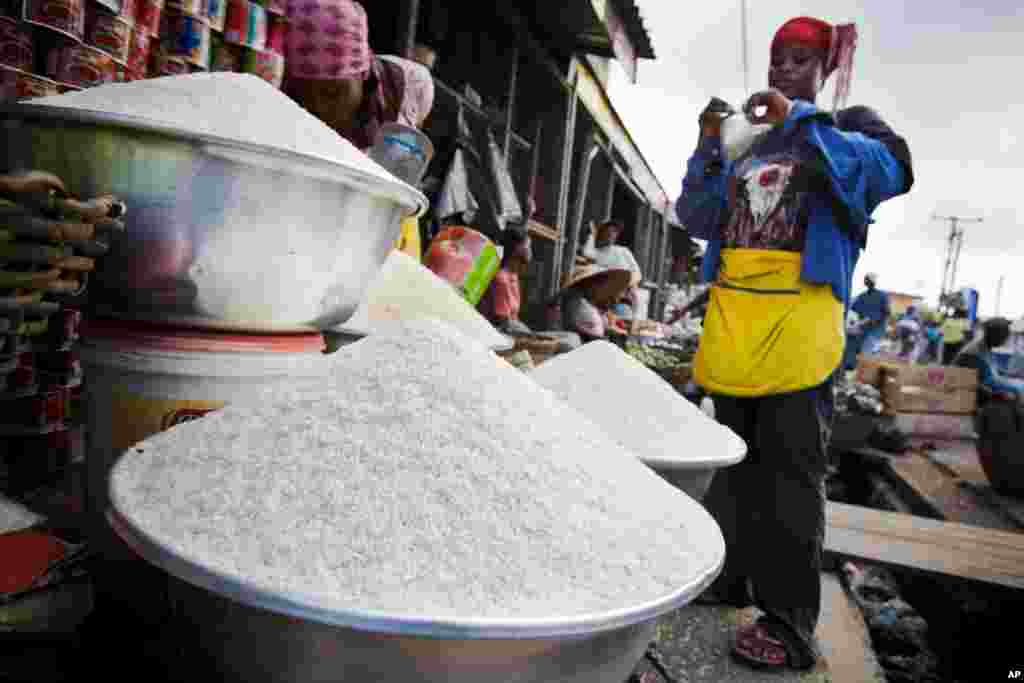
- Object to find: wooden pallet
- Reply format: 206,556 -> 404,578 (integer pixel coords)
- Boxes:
825,501 -> 1024,590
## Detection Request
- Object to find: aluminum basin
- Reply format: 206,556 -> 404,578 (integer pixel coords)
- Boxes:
0,104 -> 426,332
108,508 -> 722,683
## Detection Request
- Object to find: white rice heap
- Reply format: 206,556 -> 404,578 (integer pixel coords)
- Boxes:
109,319 -> 723,621
531,341 -> 746,469
341,250 -> 510,349
32,73 -> 395,185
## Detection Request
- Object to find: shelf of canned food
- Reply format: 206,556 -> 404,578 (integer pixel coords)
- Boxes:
1,0 -> 287,100
0,194 -> 122,494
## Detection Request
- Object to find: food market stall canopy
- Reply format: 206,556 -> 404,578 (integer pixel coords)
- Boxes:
525,0 -> 655,83
573,60 -> 668,215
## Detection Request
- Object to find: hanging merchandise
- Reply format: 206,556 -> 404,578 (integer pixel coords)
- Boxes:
160,9 -> 210,69
240,45 -> 281,86
483,127 -> 523,224
434,148 -> 479,224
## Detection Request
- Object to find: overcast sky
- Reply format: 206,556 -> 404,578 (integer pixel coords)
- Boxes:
606,0 -> 1024,319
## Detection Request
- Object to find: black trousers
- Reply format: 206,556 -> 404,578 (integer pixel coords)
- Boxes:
943,341 -> 965,365
703,383 -> 832,667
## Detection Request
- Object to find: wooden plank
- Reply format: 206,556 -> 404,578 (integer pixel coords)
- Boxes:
817,573 -> 885,683
825,502 -> 1024,590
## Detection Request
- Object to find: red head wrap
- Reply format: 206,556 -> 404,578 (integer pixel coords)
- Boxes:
771,17 -> 858,112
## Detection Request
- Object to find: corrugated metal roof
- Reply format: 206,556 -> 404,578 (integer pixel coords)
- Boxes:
527,0 -> 655,61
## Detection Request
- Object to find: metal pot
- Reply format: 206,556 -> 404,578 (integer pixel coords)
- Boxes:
108,508 -> 721,683
0,103 -> 426,332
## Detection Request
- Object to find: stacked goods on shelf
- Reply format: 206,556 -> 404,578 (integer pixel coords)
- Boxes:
0,192 -> 123,494
0,0 -> 286,100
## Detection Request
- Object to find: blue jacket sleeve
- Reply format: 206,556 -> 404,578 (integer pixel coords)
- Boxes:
674,136 -> 729,241
981,358 -> 1022,396
783,101 -> 908,228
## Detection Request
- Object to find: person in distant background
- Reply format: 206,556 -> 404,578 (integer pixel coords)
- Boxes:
284,0 -> 435,151
846,272 -> 890,370
942,305 -> 971,365
479,226 -> 532,336
586,220 -> 643,318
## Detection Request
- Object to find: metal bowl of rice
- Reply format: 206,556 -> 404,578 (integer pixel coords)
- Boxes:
0,101 -> 426,332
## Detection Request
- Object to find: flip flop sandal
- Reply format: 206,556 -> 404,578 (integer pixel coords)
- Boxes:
732,624 -> 790,669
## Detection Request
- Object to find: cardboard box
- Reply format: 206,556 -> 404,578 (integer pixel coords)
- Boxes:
881,365 -> 978,415
855,356 -> 906,386
892,412 -> 977,440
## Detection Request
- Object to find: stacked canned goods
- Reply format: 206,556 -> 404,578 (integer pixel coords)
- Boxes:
0,189 -> 124,494
1,0 -> 287,101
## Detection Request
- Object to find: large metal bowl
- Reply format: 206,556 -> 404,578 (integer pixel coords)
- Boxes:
0,104 -> 426,332
107,506 -> 722,683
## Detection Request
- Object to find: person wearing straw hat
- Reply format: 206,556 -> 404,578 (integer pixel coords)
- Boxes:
559,265 -> 632,342
675,16 -> 913,671
283,0 -> 435,152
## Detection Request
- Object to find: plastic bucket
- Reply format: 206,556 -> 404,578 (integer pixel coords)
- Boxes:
79,318 -> 325,609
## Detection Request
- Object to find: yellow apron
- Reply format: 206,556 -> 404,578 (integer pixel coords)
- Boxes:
694,249 -> 844,397
392,216 -> 422,260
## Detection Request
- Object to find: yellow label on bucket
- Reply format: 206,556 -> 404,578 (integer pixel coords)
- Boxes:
108,384 -> 225,452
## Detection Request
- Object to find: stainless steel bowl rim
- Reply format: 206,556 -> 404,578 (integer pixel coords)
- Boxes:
0,103 -> 427,217
107,507 -> 722,640
331,324 -> 516,353
640,444 -> 747,471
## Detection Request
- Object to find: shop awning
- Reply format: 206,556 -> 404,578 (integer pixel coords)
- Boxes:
527,0 -> 654,82
573,60 -> 669,213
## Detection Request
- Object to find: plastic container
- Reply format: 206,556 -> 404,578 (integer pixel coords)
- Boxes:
367,122 -> 435,188
720,113 -> 772,162
422,226 -> 499,306
79,318 -> 326,565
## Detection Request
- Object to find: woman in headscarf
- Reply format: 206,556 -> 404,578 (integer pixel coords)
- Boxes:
284,0 -> 435,151
675,16 -> 914,671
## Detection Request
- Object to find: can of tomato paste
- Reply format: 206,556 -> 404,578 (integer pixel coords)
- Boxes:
265,12 -> 284,54
240,45 -> 281,86
245,1 -> 265,49
208,32 -> 239,71
1,63 -> 60,101
88,11 -> 131,63
165,0 -> 201,14
222,0 -> 246,45
160,9 -> 209,68
203,0 -> 225,31
22,0 -> 85,42
135,0 -> 162,37
126,24 -> 149,76
0,17 -> 34,72
51,43 -> 116,86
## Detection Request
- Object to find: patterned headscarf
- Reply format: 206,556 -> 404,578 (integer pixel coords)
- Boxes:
377,55 -> 435,128
772,17 -> 858,112
285,0 -> 372,80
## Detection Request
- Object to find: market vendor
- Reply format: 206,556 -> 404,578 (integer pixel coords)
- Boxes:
586,219 -> 643,318
559,265 -> 632,343
479,226 -> 532,336
955,317 -> 1024,403
284,0 -> 435,151
675,16 -> 913,672
942,305 -> 971,365
845,272 -> 890,370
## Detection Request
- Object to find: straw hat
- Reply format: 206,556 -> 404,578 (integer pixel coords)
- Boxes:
561,265 -> 632,307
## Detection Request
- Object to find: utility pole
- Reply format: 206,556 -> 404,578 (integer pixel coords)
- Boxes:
995,275 -> 1005,317
933,213 -> 983,308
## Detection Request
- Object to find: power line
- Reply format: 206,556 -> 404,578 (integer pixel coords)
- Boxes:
933,213 -> 983,309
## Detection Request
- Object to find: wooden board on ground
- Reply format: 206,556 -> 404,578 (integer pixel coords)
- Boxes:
817,573 -> 885,683
825,502 -> 1024,590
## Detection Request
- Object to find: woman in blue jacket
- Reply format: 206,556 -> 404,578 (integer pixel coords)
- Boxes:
675,16 -> 913,671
